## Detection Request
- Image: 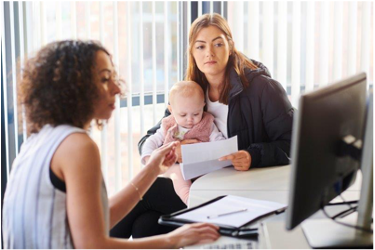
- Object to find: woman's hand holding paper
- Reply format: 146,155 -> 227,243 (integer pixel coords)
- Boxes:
219,150 -> 252,171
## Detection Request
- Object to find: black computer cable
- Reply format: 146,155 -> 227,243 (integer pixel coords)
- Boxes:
321,206 -> 373,234
339,194 -> 355,210
324,192 -> 372,233
331,205 -> 357,220
327,200 -> 358,206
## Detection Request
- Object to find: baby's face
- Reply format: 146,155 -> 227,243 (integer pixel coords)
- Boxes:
171,94 -> 205,129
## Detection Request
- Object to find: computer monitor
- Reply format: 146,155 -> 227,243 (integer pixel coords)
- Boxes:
286,72 -> 373,248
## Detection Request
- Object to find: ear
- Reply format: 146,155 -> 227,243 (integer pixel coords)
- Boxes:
167,104 -> 172,114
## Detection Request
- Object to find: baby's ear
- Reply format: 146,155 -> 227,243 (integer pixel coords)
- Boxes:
167,105 -> 172,114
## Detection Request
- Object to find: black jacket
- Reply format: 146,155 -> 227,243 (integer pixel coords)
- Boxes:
138,60 -> 294,168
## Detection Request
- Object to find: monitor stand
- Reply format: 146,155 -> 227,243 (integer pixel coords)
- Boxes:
302,218 -> 373,248
303,91 -> 373,248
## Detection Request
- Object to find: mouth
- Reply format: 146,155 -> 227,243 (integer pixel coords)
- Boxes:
109,103 -> 115,109
204,61 -> 217,65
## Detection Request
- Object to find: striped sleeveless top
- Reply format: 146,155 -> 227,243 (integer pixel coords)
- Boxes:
2,125 -> 110,248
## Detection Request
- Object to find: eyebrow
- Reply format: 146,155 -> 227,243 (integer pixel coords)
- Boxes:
99,69 -> 111,74
195,36 -> 223,44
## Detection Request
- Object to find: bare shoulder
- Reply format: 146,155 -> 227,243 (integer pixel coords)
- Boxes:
58,132 -> 99,157
52,132 -> 100,179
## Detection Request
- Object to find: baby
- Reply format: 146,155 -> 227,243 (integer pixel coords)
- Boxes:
141,81 -> 225,204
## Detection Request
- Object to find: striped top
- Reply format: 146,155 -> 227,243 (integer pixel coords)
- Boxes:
2,125 -> 110,249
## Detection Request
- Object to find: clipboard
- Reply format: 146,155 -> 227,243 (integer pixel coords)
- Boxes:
158,195 -> 286,239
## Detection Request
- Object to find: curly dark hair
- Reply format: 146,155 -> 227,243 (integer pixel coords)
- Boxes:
19,40 -> 120,133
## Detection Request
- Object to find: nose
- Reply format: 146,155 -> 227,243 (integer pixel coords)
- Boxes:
206,44 -> 214,58
110,80 -> 121,96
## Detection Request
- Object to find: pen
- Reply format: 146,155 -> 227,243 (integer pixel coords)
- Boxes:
233,228 -> 259,238
207,208 -> 248,219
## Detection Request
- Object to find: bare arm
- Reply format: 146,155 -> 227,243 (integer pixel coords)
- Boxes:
109,141 -> 178,228
108,163 -> 160,227
53,134 -> 219,248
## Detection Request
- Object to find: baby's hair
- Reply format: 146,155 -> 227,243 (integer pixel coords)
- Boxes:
169,81 -> 204,105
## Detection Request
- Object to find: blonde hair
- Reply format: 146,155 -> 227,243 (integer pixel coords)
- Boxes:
169,81 -> 204,106
185,13 -> 258,104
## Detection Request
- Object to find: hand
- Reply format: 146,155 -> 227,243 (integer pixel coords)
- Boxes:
147,141 -> 179,174
175,139 -> 200,163
167,223 -> 220,248
219,150 -> 252,171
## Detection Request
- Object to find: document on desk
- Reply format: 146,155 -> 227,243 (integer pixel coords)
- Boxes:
175,195 -> 286,228
180,136 -> 238,180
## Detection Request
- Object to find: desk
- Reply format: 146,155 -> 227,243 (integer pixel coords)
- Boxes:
188,165 -> 291,207
187,165 -> 362,248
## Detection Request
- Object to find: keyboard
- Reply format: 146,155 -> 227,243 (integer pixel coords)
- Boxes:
199,241 -> 254,249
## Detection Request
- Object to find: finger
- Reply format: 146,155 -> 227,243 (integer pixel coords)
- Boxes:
165,153 -> 177,165
198,238 -> 219,244
230,154 -> 248,161
234,156 -> 249,162
232,154 -> 248,160
238,150 -> 251,159
159,141 -> 179,153
196,225 -> 220,235
171,152 -> 178,163
232,157 -> 250,164
233,165 -> 246,171
232,161 -> 249,167
197,233 -> 220,242
218,154 -> 234,161
163,155 -> 173,165
232,159 -> 245,164
191,223 -> 219,230
163,159 -> 174,167
233,165 -> 242,170
195,228 -> 220,240
181,139 -> 199,145
165,147 -> 175,159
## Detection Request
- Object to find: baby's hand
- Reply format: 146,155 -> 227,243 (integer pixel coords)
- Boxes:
176,139 -> 200,163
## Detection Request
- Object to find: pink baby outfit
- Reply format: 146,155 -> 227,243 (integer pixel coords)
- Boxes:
162,112 -> 215,144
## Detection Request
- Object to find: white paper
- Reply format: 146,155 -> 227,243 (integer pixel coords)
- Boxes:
175,195 -> 286,228
180,136 -> 238,180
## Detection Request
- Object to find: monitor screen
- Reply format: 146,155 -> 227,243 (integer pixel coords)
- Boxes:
286,72 -> 367,230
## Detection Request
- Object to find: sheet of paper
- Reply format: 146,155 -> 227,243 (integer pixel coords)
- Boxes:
180,136 -> 238,180
175,195 -> 286,228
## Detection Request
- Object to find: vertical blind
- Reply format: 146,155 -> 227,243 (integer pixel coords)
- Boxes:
228,2 -> 373,108
2,1 -> 373,196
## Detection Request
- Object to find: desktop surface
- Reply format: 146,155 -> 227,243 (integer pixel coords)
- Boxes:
188,165 -> 291,207
188,165 -> 363,248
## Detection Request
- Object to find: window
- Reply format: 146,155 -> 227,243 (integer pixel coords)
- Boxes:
227,2 -> 373,106
2,1 -> 373,196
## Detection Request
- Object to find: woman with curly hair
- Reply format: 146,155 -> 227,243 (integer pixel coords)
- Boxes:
2,40 -> 219,249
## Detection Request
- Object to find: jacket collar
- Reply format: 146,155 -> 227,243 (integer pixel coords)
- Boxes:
228,68 -> 243,99
228,58 -> 271,99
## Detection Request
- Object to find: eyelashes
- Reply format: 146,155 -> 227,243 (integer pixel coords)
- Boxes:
195,43 -> 224,50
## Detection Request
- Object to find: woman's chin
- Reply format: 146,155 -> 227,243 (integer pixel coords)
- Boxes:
96,114 -> 112,121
